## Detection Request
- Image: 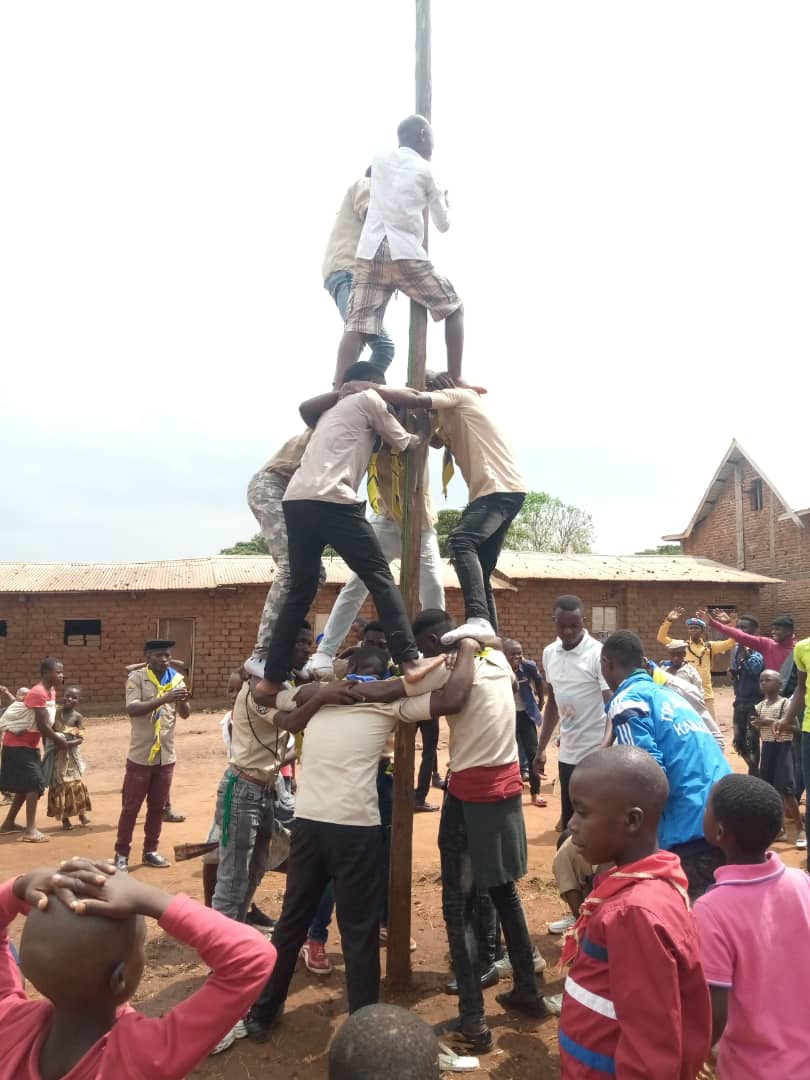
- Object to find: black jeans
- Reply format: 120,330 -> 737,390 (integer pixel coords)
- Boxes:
732,698 -> 761,775
558,761 -> 576,828
415,718 -> 440,802
439,793 -> 538,1026
249,817 -> 384,1021
670,838 -> 724,902
448,492 -> 525,628
265,500 -> 418,682
516,712 -> 540,795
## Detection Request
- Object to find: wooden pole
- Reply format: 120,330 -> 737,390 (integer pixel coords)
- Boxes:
386,0 -> 432,991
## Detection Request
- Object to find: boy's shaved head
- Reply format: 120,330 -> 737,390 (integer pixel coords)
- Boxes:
568,746 -> 669,865
329,1003 -> 440,1080
20,899 -> 146,1008
396,114 -> 434,159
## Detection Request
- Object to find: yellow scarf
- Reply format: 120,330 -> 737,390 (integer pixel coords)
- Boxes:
145,667 -> 185,764
367,452 -> 404,522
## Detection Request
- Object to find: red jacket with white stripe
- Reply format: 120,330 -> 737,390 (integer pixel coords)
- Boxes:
559,878 -> 711,1078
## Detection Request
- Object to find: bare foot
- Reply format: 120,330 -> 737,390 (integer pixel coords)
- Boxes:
0,822 -> 23,833
401,655 -> 447,684
62,818 -> 74,831
79,815 -> 92,826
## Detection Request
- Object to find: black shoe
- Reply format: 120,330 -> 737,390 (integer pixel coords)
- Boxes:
432,773 -> 446,790
414,800 -> 440,813
246,903 -> 276,929
433,1016 -> 493,1055
142,851 -> 171,868
445,964 -> 500,995
113,854 -> 129,873
245,1005 -> 283,1042
495,989 -> 548,1018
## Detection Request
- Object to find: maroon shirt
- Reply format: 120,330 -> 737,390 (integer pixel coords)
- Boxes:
706,617 -> 795,673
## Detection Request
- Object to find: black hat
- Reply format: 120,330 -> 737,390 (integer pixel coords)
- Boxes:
144,639 -> 175,653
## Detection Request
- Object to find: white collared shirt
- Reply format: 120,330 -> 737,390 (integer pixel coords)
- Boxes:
356,146 -> 450,262
543,631 -> 609,766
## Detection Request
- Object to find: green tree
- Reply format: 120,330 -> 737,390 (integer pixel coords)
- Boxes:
436,508 -> 463,557
505,492 -> 595,553
219,533 -> 268,555
635,544 -> 681,555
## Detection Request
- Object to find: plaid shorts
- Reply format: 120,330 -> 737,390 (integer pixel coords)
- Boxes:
345,239 -> 462,336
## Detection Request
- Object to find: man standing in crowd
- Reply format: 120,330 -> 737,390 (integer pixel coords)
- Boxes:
504,639 -> 547,808
114,639 -> 190,871
728,615 -> 765,774
601,630 -> 732,899
535,597 -> 610,830
701,608 -> 797,680
657,607 -> 735,719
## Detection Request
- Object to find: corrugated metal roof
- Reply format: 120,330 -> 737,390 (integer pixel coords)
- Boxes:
493,552 -> 781,585
0,551 -> 778,595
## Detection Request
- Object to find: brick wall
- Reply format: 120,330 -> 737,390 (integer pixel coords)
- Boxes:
682,457 -> 810,635
0,577 -> 766,710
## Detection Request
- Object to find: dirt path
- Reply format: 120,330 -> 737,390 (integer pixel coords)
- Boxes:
2,687 -> 799,1078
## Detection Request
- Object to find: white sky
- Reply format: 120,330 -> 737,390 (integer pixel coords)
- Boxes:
2,1 -> 808,562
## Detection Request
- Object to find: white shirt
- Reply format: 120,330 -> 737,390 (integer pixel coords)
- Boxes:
295,697 -> 430,827
356,147 -> 450,262
284,390 -> 416,505
542,631 -> 609,766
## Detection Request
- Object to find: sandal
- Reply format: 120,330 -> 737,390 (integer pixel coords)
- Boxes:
162,811 -> 186,823
19,832 -> 49,843
62,820 -> 74,831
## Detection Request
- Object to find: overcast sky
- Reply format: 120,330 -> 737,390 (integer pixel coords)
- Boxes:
2,2 -> 808,563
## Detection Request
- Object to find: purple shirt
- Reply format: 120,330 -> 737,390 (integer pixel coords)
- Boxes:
693,853 -> 810,1078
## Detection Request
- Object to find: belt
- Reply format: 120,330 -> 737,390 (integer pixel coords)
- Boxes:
233,767 -> 274,792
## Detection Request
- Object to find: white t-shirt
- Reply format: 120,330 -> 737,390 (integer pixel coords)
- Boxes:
542,631 -> 609,766
295,696 -> 430,827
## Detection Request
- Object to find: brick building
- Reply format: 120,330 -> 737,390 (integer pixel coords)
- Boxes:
0,553 -> 776,710
663,439 -> 810,632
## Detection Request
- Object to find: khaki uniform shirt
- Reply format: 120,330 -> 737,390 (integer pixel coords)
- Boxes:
322,179 -> 369,280
428,388 -> 526,502
258,431 -> 312,481
125,666 -> 186,766
228,681 -> 292,784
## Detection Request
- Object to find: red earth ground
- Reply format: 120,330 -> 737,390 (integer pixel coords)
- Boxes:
2,687 -> 802,1078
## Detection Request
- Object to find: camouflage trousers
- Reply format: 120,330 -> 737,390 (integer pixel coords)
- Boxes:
247,470 -> 326,661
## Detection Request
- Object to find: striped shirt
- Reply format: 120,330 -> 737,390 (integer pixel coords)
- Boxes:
560,877 -> 711,1078
756,697 -> 793,743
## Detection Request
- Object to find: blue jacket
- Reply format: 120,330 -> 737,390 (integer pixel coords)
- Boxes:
514,659 -> 542,723
608,670 -> 731,849
730,645 -> 765,703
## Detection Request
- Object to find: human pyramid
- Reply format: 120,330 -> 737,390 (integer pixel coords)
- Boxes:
2,114 -> 810,1080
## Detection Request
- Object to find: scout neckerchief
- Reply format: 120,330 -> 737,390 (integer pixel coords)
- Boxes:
367,451 -> 404,522
145,666 -> 184,764
686,640 -> 711,668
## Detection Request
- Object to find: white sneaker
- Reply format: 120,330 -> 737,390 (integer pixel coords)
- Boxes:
440,618 -> 497,646
210,1019 -> 247,1055
796,830 -> 807,850
545,993 -> 563,1017
493,945 -> 546,977
243,656 -> 265,679
307,651 -> 336,679
548,914 -> 576,935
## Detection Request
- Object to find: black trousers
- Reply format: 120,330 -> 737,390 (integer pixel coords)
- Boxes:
670,838 -> 724,902
448,492 -> 525,628
516,712 -> 540,795
414,718 -> 440,802
558,760 -> 577,828
265,500 -> 418,683
732,698 -> 761,775
439,793 -> 538,1026
249,817 -> 384,1021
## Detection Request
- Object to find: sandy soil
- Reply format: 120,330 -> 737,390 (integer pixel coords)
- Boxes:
2,686 -> 802,1078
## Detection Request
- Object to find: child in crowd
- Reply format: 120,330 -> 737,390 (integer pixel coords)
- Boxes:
45,685 -> 91,829
1,857 -> 275,1080
328,1004 -> 440,1080
750,669 -> 806,848
694,774 -> 810,1077
559,745 -> 711,1078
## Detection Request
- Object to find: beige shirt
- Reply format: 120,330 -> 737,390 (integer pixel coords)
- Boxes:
407,650 -> 519,773
429,389 -> 526,501
294,696 -> 431,826
322,178 -> 369,280
258,431 -> 312,481
284,390 -> 416,505
124,666 -> 187,766
228,681 -> 291,783
374,448 -> 437,527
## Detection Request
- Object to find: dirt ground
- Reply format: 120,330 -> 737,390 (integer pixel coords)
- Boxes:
2,687 -> 804,1078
